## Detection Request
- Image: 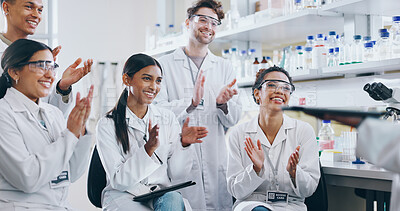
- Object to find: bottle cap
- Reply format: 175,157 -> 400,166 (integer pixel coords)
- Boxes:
305,47 -> 312,52
335,47 -> 339,52
322,120 -> 331,123
296,46 -> 303,50
353,35 -> 362,40
224,49 -> 229,54
169,24 -> 174,28
381,32 -> 390,38
329,48 -> 334,53
155,23 -> 160,27
307,35 -> 314,40
241,50 -> 247,54
363,36 -> 371,41
329,31 -> 336,36
317,34 -> 324,38
250,49 -> 256,53
379,28 -> 388,33
364,42 -> 373,48
231,48 -> 237,52
266,56 -> 271,60
393,16 -> 400,22
295,0 -> 301,3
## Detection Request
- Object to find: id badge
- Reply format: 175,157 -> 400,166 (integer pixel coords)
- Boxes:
267,190 -> 288,205
50,170 -> 70,188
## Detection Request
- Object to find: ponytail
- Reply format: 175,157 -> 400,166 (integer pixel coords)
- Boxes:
106,89 -> 130,154
0,72 -> 12,99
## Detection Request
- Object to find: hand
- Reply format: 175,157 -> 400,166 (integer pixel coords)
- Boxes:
216,79 -> 238,105
58,58 -> 93,91
144,119 -> 160,157
67,92 -> 88,138
52,45 -> 61,62
181,117 -> 208,147
287,146 -> 300,179
192,69 -> 205,107
80,85 -> 94,136
244,138 -> 265,174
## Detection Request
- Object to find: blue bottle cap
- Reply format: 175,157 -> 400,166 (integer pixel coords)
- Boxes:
241,50 -> 247,54
329,31 -> 336,36
329,48 -> 334,53
296,46 -> 303,50
155,23 -> 160,27
295,0 -> 301,3
393,16 -> 400,22
322,120 -> 331,123
224,49 -> 229,54
364,42 -> 373,48
307,35 -> 314,40
305,47 -> 312,52
379,28 -> 388,33
250,49 -> 256,53
353,35 -> 362,40
381,32 -> 390,38
335,47 -> 339,52
317,34 -> 324,38
371,40 -> 376,45
231,48 -> 237,51
363,36 -> 371,41
266,56 -> 271,60
169,24 -> 174,28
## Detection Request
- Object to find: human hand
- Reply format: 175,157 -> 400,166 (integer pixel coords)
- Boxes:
58,58 -> 93,91
52,45 -> 61,62
67,92 -> 89,138
181,117 -> 208,147
144,119 -> 160,157
80,85 -> 94,135
244,138 -> 265,174
287,146 -> 300,179
192,69 -> 205,107
216,79 -> 238,105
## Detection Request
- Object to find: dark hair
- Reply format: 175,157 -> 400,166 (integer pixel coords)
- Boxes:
251,66 -> 295,105
187,0 -> 224,21
106,53 -> 162,154
0,39 -> 52,99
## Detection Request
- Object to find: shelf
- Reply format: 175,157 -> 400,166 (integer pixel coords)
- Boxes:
322,0 -> 400,16
321,58 -> 400,75
291,69 -> 321,81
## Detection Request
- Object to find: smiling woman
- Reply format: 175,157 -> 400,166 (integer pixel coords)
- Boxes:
226,66 -> 321,211
0,39 -> 94,210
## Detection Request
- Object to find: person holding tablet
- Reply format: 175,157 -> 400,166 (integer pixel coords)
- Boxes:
96,53 -> 207,210
226,66 -> 320,211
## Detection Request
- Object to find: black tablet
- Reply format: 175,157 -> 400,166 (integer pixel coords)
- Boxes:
132,181 -> 196,202
282,106 -> 384,119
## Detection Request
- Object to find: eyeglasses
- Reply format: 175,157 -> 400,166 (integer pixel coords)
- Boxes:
17,60 -> 59,76
190,14 -> 221,28
259,80 -> 295,94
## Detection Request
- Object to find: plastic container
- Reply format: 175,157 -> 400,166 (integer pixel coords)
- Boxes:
304,47 -> 313,70
363,42 -> 374,62
318,120 -> 335,150
327,48 -> 336,67
295,45 -> 304,71
351,35 -> 363,63
390,16 -> 400,58
312,33 -> 327,69
377,32 -> 392,60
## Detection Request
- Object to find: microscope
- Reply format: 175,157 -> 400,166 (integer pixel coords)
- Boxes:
363,82 -> 400,122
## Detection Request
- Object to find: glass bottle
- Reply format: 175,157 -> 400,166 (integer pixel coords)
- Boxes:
318,120 -> 335,150
351,35 -> 363,63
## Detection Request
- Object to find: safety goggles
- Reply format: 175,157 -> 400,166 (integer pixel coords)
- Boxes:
259,79 -> 295,94
190,14 -> 221,28
17,60 -> 59,76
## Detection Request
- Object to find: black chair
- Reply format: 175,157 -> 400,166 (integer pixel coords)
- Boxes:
305,162 -> 328,211
87,146 -> 107,208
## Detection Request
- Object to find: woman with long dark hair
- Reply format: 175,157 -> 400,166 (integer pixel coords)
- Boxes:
0,39 -> 93,210
96,53 -> 207,210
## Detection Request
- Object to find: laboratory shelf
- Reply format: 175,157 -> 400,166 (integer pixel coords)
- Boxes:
291,69 -> 321,81
321,58 -> 400,76
322,0 -> 400,16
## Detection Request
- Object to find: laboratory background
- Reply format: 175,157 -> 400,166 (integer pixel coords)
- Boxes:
1,0 -> 400,210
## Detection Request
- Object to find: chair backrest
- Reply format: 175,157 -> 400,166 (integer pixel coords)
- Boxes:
305,162 -> 328,211
87,146 -> 107,208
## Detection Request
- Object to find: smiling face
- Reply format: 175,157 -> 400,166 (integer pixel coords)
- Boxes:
186,7 -> 218,45
9,49 -> 55,102
3,0 -> 43,37
254,71 -> 292,111
124,65 -> 162,107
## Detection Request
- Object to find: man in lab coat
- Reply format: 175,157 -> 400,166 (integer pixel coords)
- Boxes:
304,114 -> 400,210
0,0 -> 92,115
154,0 -> 242,210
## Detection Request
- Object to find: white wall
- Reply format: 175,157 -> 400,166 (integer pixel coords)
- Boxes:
57,1 -> 156,210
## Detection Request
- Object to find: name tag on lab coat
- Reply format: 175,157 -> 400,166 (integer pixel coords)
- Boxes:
267,190 -> 288,205
50,170 -> 70,188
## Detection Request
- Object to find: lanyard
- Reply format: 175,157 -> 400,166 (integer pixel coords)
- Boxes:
183,48 -> 206,86
262,140 -> 286,191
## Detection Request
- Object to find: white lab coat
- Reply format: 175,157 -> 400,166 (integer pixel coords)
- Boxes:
357,118 -> 400,211
0,88 -> 92,210
154,47 -> 242,210
226,115 -> 320,211
0,39 -> 73,116
96,104 -> 193,210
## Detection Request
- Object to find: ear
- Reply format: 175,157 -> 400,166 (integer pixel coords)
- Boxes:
253,89 -> 260,104
185,19 -> 190,29
2,1 -> 10,15
7,68 -> 19,81
122,73 -> 130,86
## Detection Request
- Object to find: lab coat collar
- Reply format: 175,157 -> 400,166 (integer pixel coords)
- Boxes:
173,47 -> 218,71
126,104 -> 162,133
245,114 -> 295,148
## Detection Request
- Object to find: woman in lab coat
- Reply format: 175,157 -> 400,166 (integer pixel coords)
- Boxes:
0,39 -> 93,210
96,53 -> 206,211
226,66 -> 320,211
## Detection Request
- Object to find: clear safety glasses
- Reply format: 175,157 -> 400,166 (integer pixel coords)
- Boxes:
190,14 -> 221,28
259,80 -> 295,94
17,60 -> 59,76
